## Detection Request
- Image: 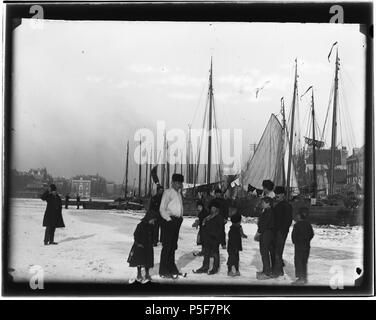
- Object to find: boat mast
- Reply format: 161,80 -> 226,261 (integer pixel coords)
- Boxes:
329,47 -> 339,195
166,141 -> 170,189
148,148 -> 153,196
286,59 -> 298,199
138,136 -> 142,198
144,151 -> 148,197
311,88 -> 318,199
161,131 -> 166,188
281,97 -> 286,187
124,140 -> 129,198
207,58 -> 213,185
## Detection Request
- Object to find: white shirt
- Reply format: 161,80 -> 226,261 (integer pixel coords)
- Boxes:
159,188 -> 184,221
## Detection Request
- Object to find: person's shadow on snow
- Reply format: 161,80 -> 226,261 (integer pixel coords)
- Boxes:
151,251 -> 227,276
59,234 -> 96,243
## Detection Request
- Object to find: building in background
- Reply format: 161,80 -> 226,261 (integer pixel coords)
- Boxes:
304,147 -> 348,195
71,177 -> 91,198
346,146 -> 364,192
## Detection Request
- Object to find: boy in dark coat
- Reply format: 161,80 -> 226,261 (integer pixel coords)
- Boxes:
41,184 -> 65,245
227,213 -> 242,276
192,200 -> 210,257
127,210 -> 157,283
255,197 -> 275,279
193,200 -> 223,275
291,209 -> 314,285
272,186 -> 293,277
211,189 -> 229,249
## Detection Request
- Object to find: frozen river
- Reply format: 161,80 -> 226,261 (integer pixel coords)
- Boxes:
8,198 -> 363,287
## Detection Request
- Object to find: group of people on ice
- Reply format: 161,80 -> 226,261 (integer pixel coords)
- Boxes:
40,174 -> 314,285
126,175 -> 314,285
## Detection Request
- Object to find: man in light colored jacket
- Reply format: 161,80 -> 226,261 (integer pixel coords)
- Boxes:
159,173 -> 184,278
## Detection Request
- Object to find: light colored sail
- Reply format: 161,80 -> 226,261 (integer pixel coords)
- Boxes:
242,114 -> 285,189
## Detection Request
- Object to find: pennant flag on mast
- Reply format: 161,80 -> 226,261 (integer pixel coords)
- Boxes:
328,41 -> 338,62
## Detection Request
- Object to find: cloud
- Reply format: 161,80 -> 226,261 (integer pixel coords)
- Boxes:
168,92 -> 197,100
85,75 -> 102,83
157,74 -> 206,87
129,64 -> 170,74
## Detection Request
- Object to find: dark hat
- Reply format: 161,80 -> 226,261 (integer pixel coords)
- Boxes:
50,184 -> 57,191
142,210 -> 158,222
248,184 -> 256,193
262,196 -> 274,205
274,186 -> 286,195
172,173 -> 184,183
297,207 -> 309,219
262,180 -> 274,191
214,188 -> 222,194
231,213 -> 242,224
196,200 -> 204,207
209,199 -> 221,210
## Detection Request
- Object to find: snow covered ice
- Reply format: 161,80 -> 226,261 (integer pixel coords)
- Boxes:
8,198 -> 363,286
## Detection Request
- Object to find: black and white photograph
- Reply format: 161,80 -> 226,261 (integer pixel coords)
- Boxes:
1,1 -> 373,299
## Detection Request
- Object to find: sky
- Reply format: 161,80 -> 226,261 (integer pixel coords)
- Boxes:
11,20 -> 366,184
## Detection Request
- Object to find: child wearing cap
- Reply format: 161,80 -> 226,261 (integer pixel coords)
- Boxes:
291,208 -> 314,285
227,213 -> 243,276
127,211 -> 157,283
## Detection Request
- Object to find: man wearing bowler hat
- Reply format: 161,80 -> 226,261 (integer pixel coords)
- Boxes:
159,173 -> 184,278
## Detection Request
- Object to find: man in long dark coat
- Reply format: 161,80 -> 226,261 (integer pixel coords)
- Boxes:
273,186 -> 293,277
159,174 -> 184,278
41,184 -> 65,245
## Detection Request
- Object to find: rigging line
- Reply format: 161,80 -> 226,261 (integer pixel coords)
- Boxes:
321,79 -> 335,142
340,74 -> 357,147
212,97 -> 222,177
190,79 -> 208,126
196,90 -> 210,182
338,99 -> 344,148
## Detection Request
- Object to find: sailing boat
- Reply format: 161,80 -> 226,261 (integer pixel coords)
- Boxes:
184,58 -> 225,196
242,59 -> 300,196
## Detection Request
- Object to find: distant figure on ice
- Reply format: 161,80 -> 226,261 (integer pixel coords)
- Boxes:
127,210 -> 157,283
255,197 -> 275,280
272,186 -> 293,278
262,180 -> 275,198
76,194 -> 80,209
193,200 -> 223,275
65,194 -> 70,209
148,185 -> 164,247
41,184 -> 65,245
192,200 -> 209,257
159,173 -> 184,279
291,208 -> 314,285
227,213 -> 243,277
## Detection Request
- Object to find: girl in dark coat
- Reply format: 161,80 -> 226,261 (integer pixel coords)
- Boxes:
192,200 -> 210,257
127,210 -> 157,283
41,184 -> 65,245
